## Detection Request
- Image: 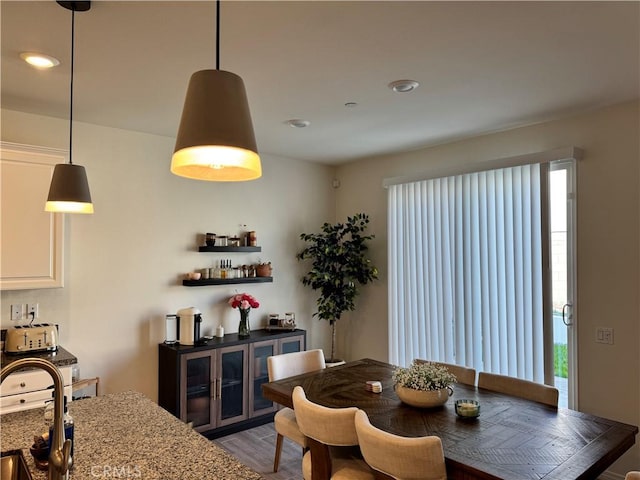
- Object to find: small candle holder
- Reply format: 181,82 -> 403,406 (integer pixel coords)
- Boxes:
455,399 -> 480,418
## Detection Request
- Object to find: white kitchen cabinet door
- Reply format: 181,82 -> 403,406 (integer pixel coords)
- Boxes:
1,142 -> 65,290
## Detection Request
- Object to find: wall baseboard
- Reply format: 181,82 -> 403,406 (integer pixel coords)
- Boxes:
598,470 -> 625,480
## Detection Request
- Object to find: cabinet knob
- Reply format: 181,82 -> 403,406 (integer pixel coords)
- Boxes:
19,399 -> 25,404
19,382 -> 26,388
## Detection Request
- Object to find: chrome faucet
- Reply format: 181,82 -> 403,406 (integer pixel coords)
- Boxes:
1,358 -> 72,480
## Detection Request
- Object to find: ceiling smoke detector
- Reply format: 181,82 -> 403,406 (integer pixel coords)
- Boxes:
388,79 -> 419,93
287,119 -> 311,128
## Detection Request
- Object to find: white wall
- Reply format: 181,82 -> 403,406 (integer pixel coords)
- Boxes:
2,102 -> 638,474
1,108 -> 336,400
335,100 -> 640,476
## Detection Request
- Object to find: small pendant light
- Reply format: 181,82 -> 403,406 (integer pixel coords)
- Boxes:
45,1 -> 93,214
171,0 -> 261,182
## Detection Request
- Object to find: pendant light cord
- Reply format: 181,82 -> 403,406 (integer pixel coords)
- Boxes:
69,7 -> 75,165
216,0 -> 220,70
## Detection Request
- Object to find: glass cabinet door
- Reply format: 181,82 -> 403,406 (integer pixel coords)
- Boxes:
181,351 -> 214,431
250,340 -> 277,416
217,345 -> 248,426
279,334 -> 305,354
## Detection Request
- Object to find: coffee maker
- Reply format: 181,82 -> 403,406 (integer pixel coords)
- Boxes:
176,307 -> 202,345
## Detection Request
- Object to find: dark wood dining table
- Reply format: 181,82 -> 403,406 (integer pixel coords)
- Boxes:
261,358 -> 638,480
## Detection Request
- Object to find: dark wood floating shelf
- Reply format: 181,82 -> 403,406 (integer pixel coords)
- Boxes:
183,277 -> 273,287
198,246 -> 262,253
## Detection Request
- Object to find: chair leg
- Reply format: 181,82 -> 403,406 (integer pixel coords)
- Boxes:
273,433 -> 284,472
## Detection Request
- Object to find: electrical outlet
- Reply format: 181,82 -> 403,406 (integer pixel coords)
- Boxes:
28,303 -> 39,319
10,304 -> 24,321
595,327 -> 614,345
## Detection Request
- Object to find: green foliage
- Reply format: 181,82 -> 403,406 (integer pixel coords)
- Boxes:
297,213 -> 378,323
554,343 -> 568,378
297,213 -> 378,361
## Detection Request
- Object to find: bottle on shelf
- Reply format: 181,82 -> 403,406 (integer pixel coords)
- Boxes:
228,260 -> 236,279
212,260 -> 219,279
220,260 -> 227,279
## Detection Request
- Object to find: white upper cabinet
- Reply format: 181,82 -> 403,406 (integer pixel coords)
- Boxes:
1,142 -> 65,290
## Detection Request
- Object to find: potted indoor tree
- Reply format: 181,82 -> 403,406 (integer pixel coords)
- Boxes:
297,213 -> 378,364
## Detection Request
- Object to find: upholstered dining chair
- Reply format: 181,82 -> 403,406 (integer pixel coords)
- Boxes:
292,385 -> 374,480
415,359 -> 477,386
354,409 -> 447,480
267,349 -> 326,472
625,472 -> 640,480
478,371 -> 559,407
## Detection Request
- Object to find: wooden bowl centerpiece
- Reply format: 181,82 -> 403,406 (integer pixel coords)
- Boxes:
393,360 -> 456,408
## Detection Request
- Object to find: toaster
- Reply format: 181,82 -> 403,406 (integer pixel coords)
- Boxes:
4,323 -> 58,354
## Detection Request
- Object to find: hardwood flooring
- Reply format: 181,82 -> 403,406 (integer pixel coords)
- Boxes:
212,423 -> 303,480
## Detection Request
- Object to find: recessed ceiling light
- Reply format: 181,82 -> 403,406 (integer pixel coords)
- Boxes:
286,119 -> 311,128
388,79 -> 419,93
20,52 -> 60,69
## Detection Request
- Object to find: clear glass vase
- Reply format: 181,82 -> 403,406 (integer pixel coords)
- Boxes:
238,308 -> 250,337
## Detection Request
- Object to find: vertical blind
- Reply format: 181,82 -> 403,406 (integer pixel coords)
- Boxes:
388,164 -> 544,382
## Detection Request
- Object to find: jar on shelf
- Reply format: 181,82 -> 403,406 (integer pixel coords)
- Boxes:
229,237 -> 241,247
217,235 -> 228,247
248,231 -> 257,246
256,262 -> 272,277
205,233 -> 216,246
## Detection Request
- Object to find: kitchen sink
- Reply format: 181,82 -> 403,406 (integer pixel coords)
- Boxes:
1,450 -> 33,480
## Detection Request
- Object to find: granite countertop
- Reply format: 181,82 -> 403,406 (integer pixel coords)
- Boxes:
1,346 -> 78,369
0,391 -> 263,480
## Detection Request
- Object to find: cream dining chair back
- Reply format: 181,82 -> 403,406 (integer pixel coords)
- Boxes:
267,348 -> 326,383
415,359 -> 477,386
266,348 -> 325,472
292,385 -> 374,480
478,371 -> 559,407
625,472 -> 640,480
354,409 -> 447,480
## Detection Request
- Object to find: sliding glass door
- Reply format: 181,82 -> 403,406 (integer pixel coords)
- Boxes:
549,160 -> 577,409
388,153 -> 579,408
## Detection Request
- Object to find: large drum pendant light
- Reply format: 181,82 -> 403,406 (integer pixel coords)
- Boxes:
171,0 -> 261,182
45,1 -> 93,214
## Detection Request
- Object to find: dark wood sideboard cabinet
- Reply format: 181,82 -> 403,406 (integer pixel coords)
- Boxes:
158,328 -> 305,438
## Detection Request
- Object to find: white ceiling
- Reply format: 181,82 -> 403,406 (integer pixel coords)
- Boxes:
2,1 -> 639,165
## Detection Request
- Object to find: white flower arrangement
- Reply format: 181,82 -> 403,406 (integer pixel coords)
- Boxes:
393,360 -> 457,391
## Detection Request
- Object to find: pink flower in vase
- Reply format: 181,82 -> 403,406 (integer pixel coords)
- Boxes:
228,293 -> 260,310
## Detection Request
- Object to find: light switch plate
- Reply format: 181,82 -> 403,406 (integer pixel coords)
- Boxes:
10,304 -> 23,321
